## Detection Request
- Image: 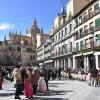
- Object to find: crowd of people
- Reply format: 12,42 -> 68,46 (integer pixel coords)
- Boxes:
0,65 -> 63,99
0,65 -> 100,99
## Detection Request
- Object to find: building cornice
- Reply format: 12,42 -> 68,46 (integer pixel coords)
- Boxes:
73,0 -> 96,19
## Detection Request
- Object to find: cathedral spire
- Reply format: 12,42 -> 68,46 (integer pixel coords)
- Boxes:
4,35 -> 7,45
15,30 -> 17,35
61,5 -> 66,15
32,18 -> 37,28
41,27 -> 43,34
9,31 -> 11,36
20,31 -> 21,36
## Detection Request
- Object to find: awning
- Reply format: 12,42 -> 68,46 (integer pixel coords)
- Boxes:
39,63 -> 43,65
44,60 -> 53,64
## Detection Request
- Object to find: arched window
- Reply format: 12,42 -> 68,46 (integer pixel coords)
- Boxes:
17,46 -> 21,52
9,46 -> 12,51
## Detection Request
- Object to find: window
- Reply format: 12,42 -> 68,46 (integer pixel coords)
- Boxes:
56,35 -> 57,41
76,42 -> 79,51
84,25 -> 88,34
80,28 -> 83,37
79,15 -> 82,23
62,44 -> 67,53
75,18 -> 78,27
85,39 -> 89,48
75,31 -> 79,40
89,37 -> 94,47
96,34 -> 100,46
59,33 -> 60,39
95,18 -> 100,29
80,41 -> 83,50
94,3 -> 99,11
33,55 -> 35,60
30,55 -> 32,60
70,42 -> 72,52
83,12 -> 87,20
88,8 -> 93,17
62,30 -> 64,37
89,22 -> 94,32
69,24 -> 72,32
65,27 -> 67,35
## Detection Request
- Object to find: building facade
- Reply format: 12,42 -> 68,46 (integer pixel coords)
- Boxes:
37,38 -> 53,67
0,19 -> 49,66
73,0 -> 100,70
50,0 -> 100,71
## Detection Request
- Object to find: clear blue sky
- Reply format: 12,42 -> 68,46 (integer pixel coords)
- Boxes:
0,0 -> 67,41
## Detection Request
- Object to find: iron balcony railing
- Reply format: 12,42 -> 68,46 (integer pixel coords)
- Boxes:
75,8 -> 100,28
75,27 -> 94,40
73,42 -> 100,52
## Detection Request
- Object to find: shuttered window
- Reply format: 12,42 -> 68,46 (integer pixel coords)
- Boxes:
95,18 -> 100,29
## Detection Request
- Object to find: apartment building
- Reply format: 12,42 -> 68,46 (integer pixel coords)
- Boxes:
73,0 -> 100,71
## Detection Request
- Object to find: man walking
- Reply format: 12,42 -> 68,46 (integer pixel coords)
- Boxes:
12,65 -> 22,99
90,67 -> 98,87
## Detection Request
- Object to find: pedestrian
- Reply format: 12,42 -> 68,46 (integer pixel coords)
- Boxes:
58,67 -> 62,80
38,73 -> 47,93
90,67 -> 98,87
31,68 -> 40,95
97,69 -> 100,86
24,67 -> 33,98
20,67 -> 26,94
0,69 -> 3,90
12,65 -> 22,99
43,67 -> 49,91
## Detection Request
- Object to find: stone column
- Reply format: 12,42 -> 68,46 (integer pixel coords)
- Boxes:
95,55 -> 99,70
68,58 -> 70,68
64,58 -> 65,70
84,56 -> 86,70
86,56 -> 89,71
73,57 -> 76,70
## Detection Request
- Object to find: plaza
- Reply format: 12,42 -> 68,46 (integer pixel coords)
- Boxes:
0,79 -> 100,100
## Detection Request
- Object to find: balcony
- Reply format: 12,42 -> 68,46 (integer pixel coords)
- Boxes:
88,12 -> 94,18
75,9 -> 100,28
83,42 -> 94,50
74,41 -> 100,53
75,27 -> 94,40
52,48 -> 73,59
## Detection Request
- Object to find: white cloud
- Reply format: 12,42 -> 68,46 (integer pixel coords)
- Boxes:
0,23 -> 15,30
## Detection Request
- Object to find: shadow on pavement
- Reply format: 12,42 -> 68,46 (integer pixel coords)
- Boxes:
0,92 -> 15,97
37,90 -> 74,96
21,97 -> 68,100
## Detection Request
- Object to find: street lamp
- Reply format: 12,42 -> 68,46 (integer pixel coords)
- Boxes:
92,27 -> 96,69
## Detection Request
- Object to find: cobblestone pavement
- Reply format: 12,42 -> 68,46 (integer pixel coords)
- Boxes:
0,79 -> 100,100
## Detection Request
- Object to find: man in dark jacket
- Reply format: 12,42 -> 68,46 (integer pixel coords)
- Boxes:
90,67 -> 98,87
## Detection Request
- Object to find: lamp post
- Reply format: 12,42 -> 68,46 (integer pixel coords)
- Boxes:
92,27 -> 95,69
